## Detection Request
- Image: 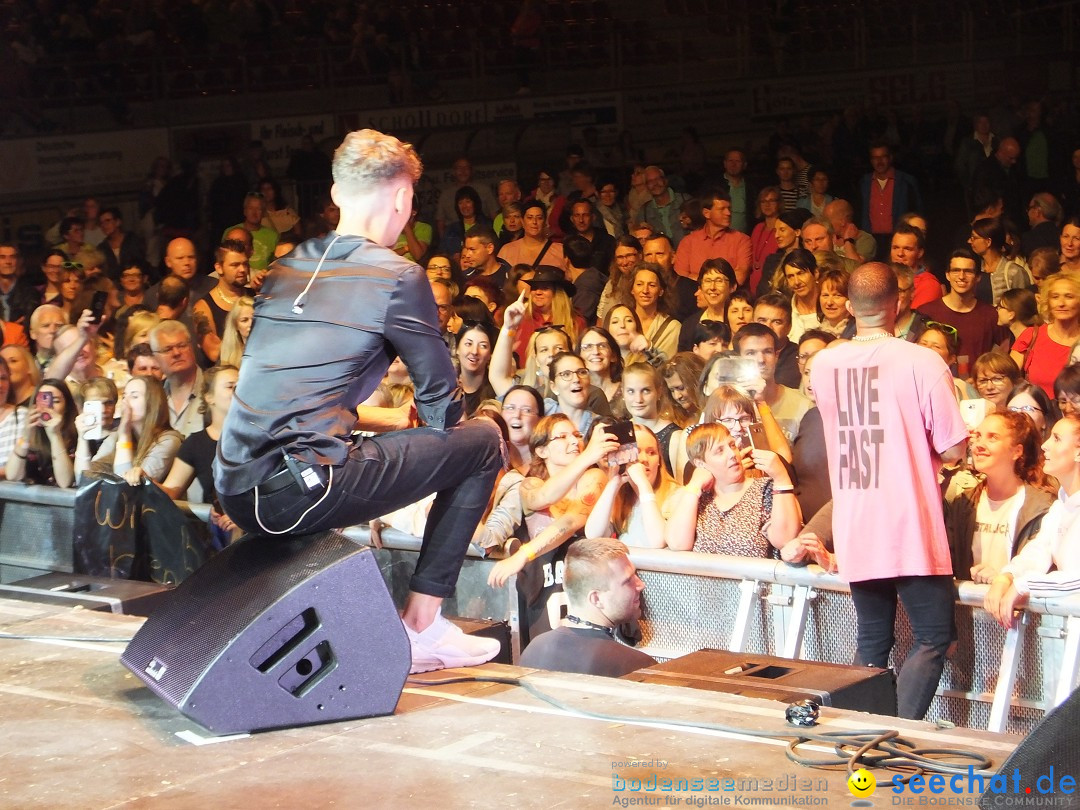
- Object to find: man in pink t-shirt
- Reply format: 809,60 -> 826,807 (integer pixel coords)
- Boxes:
810,262 -> 969,720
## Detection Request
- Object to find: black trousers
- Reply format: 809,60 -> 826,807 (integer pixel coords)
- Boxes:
220,421 -> 503,599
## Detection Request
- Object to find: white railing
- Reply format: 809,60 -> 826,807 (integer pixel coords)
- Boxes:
0,480 -> 1074,734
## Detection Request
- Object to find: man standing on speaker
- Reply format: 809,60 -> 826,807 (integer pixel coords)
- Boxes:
214,129 -> 503,673
518,538 -> 656,677
810,262 -> 969,720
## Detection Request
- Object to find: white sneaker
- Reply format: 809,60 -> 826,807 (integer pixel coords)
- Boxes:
405,611 -> 501,673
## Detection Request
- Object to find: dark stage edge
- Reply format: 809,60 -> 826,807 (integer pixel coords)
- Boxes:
0,599 -> 1020,809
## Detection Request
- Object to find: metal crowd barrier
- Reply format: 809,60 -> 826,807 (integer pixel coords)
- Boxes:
1,481 -> 1075,735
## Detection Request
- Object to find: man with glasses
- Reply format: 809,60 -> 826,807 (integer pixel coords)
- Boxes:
674,188 -> 752,285
97,207 -> 146,281
916,248 -> 1004,379
149,320 -> 204,437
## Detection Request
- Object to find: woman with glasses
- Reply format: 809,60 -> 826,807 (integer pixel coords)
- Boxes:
115,261 -> 148,317
545,352 -> 604,433
944,411 -> 1053,585
665,420 -> 800,556
425,253 -> 464,300
585,421 -> 675,548
498,199 -> 565,270
1011,272 -> 1080,396
678,259 -> 735,353
38,250 -> 67,307
486,413 -> 618,602
1053,364 -> 1080,418
1007,381 -> 1059,440
501,384 -> 544,474
968,217 -> 1029,306
577,327 -> 624,416
796,329 -> 835,397
969,351 -> 1022,413
597,235 -> 643,324
750,186 -> 782,290
997,287 -> 1041,349
701,384 -> 792,465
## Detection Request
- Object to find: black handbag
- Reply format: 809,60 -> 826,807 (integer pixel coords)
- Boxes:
73,473 -> 214,584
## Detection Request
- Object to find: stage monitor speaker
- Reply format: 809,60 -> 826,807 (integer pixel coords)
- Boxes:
121,531 -> 410,735
623,649 -> 896,715
0,573 -> 171,616
978,686 -> 1080,808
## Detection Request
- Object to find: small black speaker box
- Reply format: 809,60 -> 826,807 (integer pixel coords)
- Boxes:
0,573 -> 171,616
623,649 -> 897,715
121,531 -> 410,735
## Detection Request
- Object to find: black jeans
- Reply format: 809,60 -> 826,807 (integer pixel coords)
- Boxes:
220,421 -> 503,599
849,575 -> 955,720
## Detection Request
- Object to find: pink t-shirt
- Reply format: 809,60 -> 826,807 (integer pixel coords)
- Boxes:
810,338 -> 969,582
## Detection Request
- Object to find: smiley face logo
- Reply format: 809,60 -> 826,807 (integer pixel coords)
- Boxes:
848,768 -> 876,799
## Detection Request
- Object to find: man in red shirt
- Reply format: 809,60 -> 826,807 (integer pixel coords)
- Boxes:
891,223 -> 941,310
673,189 -> 752,285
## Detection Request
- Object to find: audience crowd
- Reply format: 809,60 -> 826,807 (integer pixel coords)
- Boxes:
5,104 -> 1080,717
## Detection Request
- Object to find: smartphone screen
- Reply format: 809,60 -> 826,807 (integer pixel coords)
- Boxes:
606,419 -> 638,466
83,399 -> 103,441
90,290 -> 108,324
35,390 -> 53,421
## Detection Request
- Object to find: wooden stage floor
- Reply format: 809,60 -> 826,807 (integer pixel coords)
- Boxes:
0,599 -> 1020,809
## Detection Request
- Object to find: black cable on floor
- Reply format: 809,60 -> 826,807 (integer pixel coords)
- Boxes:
407,674 -> 994,782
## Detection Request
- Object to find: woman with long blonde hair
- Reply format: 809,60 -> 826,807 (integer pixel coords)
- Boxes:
219,296 -> 254,368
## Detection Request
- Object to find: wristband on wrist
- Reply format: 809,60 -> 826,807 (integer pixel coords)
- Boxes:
524,544 -> 538,562
639,494 -> 657,503
117,441 -> 134,451
772,485 -> 795,493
